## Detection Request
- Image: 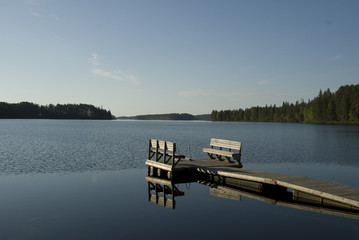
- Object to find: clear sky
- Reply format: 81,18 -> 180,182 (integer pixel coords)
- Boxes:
1,0 -> 358,116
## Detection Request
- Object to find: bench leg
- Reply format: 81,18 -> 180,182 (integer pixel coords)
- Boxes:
207,152 -> 225,161
233,155 -> 243,168
233,161 -> 243,168
215,155 -> 223,161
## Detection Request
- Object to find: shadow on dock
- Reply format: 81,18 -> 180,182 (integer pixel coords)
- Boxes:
146,172 -> 359,220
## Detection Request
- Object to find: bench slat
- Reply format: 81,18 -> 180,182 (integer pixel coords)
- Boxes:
203,148 -> 239,157
150,139 -> 175,152
210,138 -> 241,150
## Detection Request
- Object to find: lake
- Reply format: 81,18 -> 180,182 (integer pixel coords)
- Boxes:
0,119 -> 358,239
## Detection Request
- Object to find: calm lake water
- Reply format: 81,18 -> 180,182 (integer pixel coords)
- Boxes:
0,119 -> 358,239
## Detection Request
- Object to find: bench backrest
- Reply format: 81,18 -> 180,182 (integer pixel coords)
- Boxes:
210,138 -> 242,151
150,139 -> 176,152
148,139 -> 181,166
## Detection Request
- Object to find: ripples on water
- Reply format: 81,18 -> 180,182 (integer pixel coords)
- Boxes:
1,120 -> 359,239
0,119 -> 359,175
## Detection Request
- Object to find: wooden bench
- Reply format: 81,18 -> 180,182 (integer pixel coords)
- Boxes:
203,138 -> 242,167
147,139 -> 185,167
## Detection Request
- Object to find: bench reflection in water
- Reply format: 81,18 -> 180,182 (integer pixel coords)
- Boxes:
146,176 -> 185,209
145,174 -> 359,220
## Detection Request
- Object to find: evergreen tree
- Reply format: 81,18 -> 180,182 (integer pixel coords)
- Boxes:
210,84 -> 359,124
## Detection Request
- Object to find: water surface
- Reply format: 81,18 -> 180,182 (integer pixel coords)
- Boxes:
0,120 -> 358,239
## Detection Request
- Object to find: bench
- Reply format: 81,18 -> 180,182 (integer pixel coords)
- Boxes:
147,139 -> 185,167
203,138 -> 242,167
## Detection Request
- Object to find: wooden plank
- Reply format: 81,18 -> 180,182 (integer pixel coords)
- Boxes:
277,201 -> 359,220
216,169 -> 277,185
145,160 -> 173,171
149,195 -> 174,209
203,148 -> 238,157
339,192 -> 359,198
210,138 -> 242,149
145,176 -> 173,186
150,139 -> 175,152
210,186 -> 242,201
323,198 -> 359,211
276,180 -> 359,208
150,157 -> 359,209
177,159 -> 235,169
203,182 -> 359,220
212,166 -> 359,208
217,186 -> 277,204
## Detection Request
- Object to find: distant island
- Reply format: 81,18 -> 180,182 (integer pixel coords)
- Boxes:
0,102 -> 113,120
117,113 -> 210,121
211,84 -> 359,124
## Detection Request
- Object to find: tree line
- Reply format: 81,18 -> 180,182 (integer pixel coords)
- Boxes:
118,113 -> 211,120
211,84 -> 359,124
135,113 -> 196,120
0,102 -> 113,120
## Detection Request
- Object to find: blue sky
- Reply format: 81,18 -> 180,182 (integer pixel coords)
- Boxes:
1,0 -> 358,116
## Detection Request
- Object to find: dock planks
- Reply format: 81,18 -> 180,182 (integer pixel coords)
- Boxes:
207,183 -> 359,220
146,158 -> 359,209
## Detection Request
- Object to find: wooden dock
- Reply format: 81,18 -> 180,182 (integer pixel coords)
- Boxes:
204,182 -> 359,220
146,159 -> 359,210
145,138 -> 359,212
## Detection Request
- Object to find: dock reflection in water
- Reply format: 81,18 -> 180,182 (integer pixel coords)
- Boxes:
146,173 -> 359,220
146,176 -> 184,209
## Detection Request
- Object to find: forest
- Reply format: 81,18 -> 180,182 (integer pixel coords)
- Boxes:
211,84 -> 359,124
118,113 -> 211,120
134,113 -> 196,120
0,102 -> 113,120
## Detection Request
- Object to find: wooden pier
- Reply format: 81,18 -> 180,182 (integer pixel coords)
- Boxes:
203,181 -> 359,220
146,139 -> 359,211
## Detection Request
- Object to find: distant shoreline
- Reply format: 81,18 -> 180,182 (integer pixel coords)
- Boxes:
117,113 -> 211,121
211,84 -> 359,125
0,102 -> 114,120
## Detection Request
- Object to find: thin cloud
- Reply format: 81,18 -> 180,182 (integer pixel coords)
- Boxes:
90,53 -> 140,85
26,0 -> 60,20
91,69 -> 140,85
257,80 -> 270,86
330,54 -> 343,61
29,9 -> 42,18
91,53 -> 100,66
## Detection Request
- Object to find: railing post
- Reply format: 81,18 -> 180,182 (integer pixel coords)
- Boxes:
163,141 -> 167,164
154,140 -> 159,161
148,139 -> 152,160
172,143 -> 176,166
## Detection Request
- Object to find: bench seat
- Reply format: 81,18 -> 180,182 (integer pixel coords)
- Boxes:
202,148 -> 240,158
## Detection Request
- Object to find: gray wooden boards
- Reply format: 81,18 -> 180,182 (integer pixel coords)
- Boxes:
203,138 -> 242,166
